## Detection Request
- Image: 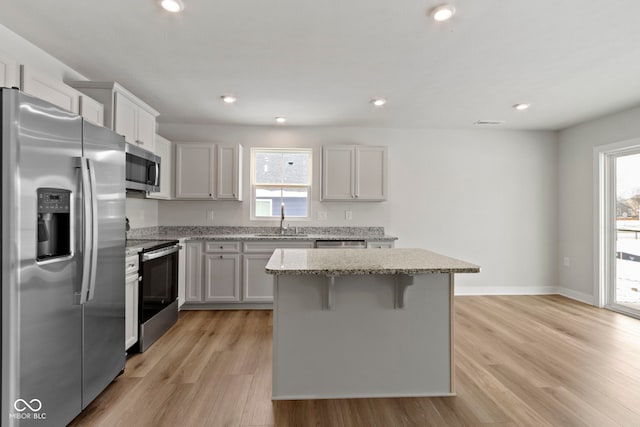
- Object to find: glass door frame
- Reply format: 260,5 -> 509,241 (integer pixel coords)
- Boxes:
595,138 -> 640,319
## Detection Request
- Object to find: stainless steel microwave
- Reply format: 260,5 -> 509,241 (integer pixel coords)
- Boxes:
125,143 -> 160,192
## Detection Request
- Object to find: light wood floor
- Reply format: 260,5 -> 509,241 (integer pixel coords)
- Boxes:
70,296 -> 640,426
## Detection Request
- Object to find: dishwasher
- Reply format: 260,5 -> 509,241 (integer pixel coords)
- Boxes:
315,240 -> 366,249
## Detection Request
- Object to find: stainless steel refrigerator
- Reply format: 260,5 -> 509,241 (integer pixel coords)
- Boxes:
1,88 -> 126,426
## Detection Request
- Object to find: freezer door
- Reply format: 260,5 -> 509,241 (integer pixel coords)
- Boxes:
1,88 -> 83,425
81,121 -> 126,408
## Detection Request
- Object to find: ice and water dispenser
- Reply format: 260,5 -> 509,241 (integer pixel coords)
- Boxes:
37,188 -> 71,261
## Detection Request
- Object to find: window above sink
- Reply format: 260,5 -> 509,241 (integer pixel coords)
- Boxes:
250,148 -> 312,221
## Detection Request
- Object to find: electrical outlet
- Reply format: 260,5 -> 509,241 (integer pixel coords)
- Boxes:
317,211 -> 328,221
206,210 -> 215,221
563,257 -> 570,267
345,210 -> 353,220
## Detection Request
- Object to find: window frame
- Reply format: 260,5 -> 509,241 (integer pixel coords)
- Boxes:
250,147 -> 313,221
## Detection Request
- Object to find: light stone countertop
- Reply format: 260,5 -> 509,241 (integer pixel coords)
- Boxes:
265,248 -> 480,275
131,233 -> 397,242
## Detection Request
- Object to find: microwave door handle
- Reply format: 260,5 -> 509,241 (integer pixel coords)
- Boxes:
74,157 -> 92,305
155,162 -> 160,186
87,158 -> 99,301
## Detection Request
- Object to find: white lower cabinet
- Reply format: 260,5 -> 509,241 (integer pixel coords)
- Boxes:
183,239 -> 314,306
366,241 -> 395,249
125,254 -> 139,350
242,241 -> 314,303
177,238 -> 187,308
242,254 -> 274,302
185,242 -> 203,302
204,254 -> 240,302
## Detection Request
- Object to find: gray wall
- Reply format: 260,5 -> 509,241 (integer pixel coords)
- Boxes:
160,123 -> 559,295
558,106 -> 640,303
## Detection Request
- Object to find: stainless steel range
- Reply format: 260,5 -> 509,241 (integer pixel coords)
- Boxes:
126,239 -> 181,352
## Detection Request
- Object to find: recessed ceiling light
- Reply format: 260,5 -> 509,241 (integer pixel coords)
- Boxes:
430,4 -> 456,22
221,95 -> 236,104
371,98 -> 387,107
275,117 -> 286,124
160,0 -> 184,13
513,103 -> 530,111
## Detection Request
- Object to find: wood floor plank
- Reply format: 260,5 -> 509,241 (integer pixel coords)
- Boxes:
70,297 -> 640,426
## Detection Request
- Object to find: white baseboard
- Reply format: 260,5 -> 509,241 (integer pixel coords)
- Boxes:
454,285 -> 557,296
454,284 -> 596,306
555,287 -> 596,305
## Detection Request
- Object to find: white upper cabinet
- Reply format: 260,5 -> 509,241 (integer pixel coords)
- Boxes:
21,65 -> 79,113
175,143 -> 243,200
322,145 -> 387,201
0,51 -> 19,88
216,144 -> 243,200
354,145 -> 387,200
67,81 -> 159,151
322,146 -> 355,200
135,105 -> 156,150
147,134 -> 173,200
79,95 -> 104,126
114,92 -> 137,145
175,143 -> 216,199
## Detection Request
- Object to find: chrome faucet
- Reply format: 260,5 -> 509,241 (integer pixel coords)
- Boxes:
280,204 -> 288,235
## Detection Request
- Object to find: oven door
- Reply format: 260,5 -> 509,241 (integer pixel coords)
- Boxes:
140,246 -> 179,323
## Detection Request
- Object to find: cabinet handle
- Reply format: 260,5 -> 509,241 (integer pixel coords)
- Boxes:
219,255 -> 223,259
138,276 -> 142,282
135,139 -> 142,144
220,246 -> 223,249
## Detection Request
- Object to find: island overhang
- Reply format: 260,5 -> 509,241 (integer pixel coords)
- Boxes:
265,248 -> 480,276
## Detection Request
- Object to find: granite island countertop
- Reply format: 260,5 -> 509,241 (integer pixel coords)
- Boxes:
265,248 -> 480,275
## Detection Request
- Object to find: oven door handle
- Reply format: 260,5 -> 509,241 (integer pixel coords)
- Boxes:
142,245 -> 182,262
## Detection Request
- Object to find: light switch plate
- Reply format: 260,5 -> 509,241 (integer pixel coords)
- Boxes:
317,211 -> 328,221
345,211 -> 353,220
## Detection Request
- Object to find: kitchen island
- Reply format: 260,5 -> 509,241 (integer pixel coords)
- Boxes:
266,248 -> 480,400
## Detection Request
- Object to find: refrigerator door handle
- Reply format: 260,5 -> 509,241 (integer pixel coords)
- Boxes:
75,157 -> 92,304
87,158 -> 99,301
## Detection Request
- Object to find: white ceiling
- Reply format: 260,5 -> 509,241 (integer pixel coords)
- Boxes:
2,0 -> 640,130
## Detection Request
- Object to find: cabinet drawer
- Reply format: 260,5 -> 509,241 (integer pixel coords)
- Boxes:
205,241 -> 241,253
243,240 -> 315,253
366,241 -> 394,249
125,255 -> 139,275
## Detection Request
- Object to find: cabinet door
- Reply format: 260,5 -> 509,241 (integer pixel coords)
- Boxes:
217,144 -> 242,200
114,92 -> 137,144
136,107 -> 156,151
204,254 -> 240,302
79,95 -> 104,126
355,146 -> 387,201
322,145 -> 355,200
175,143 -> 216,199
125,273 -> 139,350
185,242 -> 203,302
20,66 -> 79,113
242,254 -> 275,302
147,135 -> 172,199
177,239 -> 186,308
0,51 -> 18,88
366,241 -> 394,249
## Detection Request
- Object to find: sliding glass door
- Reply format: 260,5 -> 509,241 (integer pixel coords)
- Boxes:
613,152 -> 640,314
